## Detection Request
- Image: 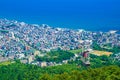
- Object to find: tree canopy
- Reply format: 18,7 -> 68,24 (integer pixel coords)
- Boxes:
0,62 -> 120,80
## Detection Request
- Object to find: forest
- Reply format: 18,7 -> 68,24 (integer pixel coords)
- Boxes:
0,61 -> 120,80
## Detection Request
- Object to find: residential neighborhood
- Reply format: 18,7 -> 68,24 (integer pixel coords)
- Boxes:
0,19 -> 120,67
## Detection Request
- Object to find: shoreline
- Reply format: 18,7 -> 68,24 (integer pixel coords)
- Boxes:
0,17 -> 119,33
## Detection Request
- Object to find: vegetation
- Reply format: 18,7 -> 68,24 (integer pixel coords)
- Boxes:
69,49 -> 83,54
48,65 -> 120,80
36,50 -> 74,63
0,30 -> 9,33
0,62 -> 119,80
0,61 -> 12,66
92,42 -> 120,53
0,46 -> 119,80
90,54 -> 116,68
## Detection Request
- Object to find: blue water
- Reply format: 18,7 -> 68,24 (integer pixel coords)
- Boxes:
0,0 -> 120,31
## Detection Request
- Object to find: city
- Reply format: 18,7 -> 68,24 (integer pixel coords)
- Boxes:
0,19 -> 120,67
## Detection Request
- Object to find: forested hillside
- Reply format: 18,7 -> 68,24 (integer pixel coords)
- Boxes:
0,62 -> 120,80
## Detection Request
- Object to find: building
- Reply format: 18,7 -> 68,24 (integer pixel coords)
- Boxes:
40,62 -> 47,67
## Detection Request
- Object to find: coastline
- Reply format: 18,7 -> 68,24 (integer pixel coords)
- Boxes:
0,17 -> 119,33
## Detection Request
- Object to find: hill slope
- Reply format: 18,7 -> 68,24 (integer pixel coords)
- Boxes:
0,62 -> 120,80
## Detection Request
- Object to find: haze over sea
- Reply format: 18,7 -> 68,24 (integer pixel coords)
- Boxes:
0,0 -> 120,32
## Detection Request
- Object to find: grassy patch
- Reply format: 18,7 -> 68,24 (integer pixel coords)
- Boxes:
69,49 -> 82,54
0,61 -> 13,66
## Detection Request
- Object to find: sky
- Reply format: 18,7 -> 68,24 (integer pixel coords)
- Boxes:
0,0 -> 120,31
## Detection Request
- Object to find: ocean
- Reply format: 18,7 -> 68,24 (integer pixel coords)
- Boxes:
0,0 -> 120,32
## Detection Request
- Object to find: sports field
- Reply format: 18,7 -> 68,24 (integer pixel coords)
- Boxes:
92,50 -> 112,56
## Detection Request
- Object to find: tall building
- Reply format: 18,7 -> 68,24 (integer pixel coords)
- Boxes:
81,49 -> 92,66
